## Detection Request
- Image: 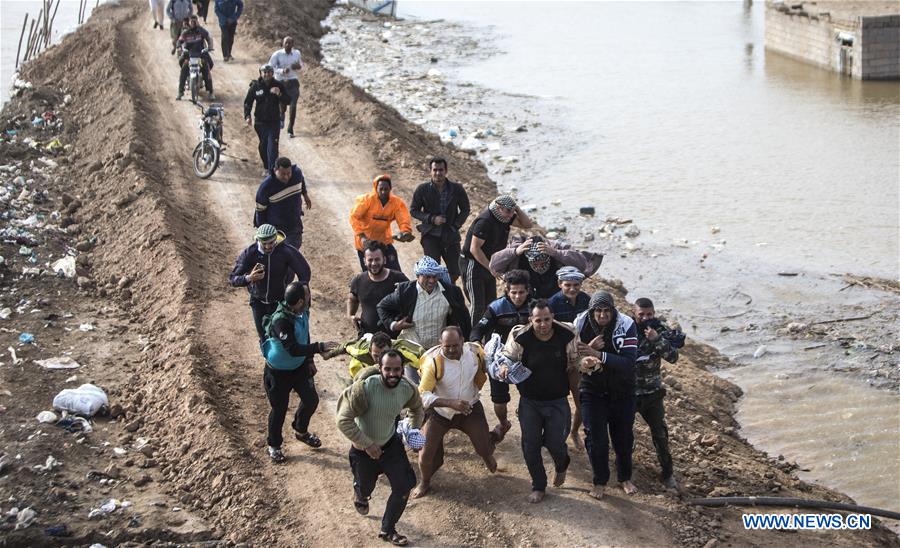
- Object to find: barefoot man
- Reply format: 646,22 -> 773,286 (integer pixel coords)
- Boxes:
413,326 -> 497,498
500,299 -> 578,503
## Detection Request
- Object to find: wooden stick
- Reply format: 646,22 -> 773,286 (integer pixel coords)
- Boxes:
78,0 -> 85,24
48,0 -> 61,46
24,18 -> 37,62
15,13 -> 29,69
42,0 -> 48,48
810,313 -> 874,326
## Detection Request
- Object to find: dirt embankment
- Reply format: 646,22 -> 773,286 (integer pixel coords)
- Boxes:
1,0 -> 896,546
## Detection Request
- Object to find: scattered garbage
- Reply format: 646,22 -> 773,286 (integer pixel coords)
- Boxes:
0,308 -> 12,319
57,415 -> 93,433
624,225 -> 641,238
579,206 -> 595,216
52,383 -> 108,416
51,256 -> 77,278
14,507 -> 36,530
33,455 -> 60,472
35,357 -> 81,369
36,410 -> 58,423
753,345 -> 768,359
78,323 -> 95,331
7,347 -> 22,364
44,524 -> 71,537
18,333 -> 35,344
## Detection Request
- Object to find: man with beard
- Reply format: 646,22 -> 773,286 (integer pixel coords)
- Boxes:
490,235 -> 603,299
350,174 -> 414,273
574,291 -> 639,499
469,269 -> 531,443
348,241 -> 409,337
255,157 -> 311,250
500,300 -> 579,503
337,351 -> 424,547
229,224 -> 311,343
244,64 -> 290,174
413,326 -> 496,498
633,297 -> 684,489
460,194 -> 532,326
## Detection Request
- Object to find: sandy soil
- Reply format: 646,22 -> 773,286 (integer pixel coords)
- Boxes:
0,0 -> 897,546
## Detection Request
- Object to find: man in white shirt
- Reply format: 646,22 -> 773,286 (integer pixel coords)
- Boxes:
268,36 -> 302,138
412,326 -> 497,498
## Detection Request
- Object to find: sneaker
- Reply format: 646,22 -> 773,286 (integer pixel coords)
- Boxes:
208,93 -> 216,100
175,93 -> 183,101
160,24 -> 164,30
267,446 -> 286,463
153,22 -> 158,29
662,475 -> 678,489
288,131 -> 295,138
295,431 -> 322,448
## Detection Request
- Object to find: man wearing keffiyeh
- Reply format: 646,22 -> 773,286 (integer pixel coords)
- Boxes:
461,195 -> 532,327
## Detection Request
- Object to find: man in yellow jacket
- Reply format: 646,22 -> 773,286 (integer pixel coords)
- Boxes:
349,174 -> 415,273
412,326 -> 497,498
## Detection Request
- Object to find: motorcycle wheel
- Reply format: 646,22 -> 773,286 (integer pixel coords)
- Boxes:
192,140 -> 220,179
190,76 -> 199,103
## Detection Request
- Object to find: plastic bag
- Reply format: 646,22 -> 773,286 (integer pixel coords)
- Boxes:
52,383 -> 108,417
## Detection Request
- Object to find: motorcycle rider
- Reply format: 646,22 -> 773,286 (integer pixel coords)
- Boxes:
176,14 -> 215,101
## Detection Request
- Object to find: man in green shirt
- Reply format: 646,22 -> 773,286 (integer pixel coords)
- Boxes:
336,351 -> 424,546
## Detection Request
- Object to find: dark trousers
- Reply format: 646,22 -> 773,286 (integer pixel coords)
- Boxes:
581,391 -> 636,485
420,235 -> 461,280
194,0 -> 210,20
488,377 -> 510,404
459,256 -> 496,326
178,58 -> 213,95
282,227 -> 302,250
254,122 -> 280,170
169,19 -> 184,47
356,244 -> 401,273
263,364 -> 319,448
636,389 -> 673,479
219,21 -> 237,59
282,79 -> 300,134
518,396 -> 571,492
250,299 -> 278,344
349,434 -> 416,535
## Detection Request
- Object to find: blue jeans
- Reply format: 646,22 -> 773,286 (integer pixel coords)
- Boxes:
518,396 -> 571,491
580,391 -> 636,485
254,122 -> 280,170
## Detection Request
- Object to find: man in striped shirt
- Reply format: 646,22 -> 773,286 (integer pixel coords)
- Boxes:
254,156 -> 311,249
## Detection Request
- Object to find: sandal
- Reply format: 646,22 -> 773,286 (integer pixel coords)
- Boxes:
353,497 -> 369,515
378,531 -> 409,546
295,432 -> 322,448
268,446 -> 286,464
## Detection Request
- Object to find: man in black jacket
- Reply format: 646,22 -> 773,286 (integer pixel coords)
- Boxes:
244,64 -> 290,174
255,157 -> 310,249
376,256 -> 471,349
408,158 -> 470,282
229,224 -> 312,343
175,15 -> 215,101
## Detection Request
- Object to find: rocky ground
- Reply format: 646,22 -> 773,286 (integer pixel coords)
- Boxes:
0,0 -> 896,546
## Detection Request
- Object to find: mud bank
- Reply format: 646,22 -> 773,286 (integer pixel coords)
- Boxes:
0,0 -> 896,546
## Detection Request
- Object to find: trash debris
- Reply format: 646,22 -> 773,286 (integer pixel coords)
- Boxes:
44,524 -> 71,537
51,256 -> 77,278
0,308 -> 11,319
52,383 -> 108,416
579,206 -> 595,216
18,333 -> 35,344
753,345 -> 768,359
57,415 -> 93,433
33,455 -> 60,472
7,346 -> 22,364
78,323 -> 95,332
624,225 -> 641,238
35,357 -> 81,369
14,507 -> 36,530
36,410 -> 59,423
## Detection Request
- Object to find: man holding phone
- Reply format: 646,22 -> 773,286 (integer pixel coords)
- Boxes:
229,224 -> 311,343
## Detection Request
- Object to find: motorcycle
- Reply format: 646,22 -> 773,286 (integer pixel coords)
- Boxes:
192,102 -> 224,178
179,47 -> 211,103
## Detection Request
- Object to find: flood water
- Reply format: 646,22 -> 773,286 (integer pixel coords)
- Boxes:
323,0 -> 900,519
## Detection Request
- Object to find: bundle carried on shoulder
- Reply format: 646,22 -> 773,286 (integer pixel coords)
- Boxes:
483,333 -> 531,384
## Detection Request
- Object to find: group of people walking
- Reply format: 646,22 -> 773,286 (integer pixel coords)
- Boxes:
229,153 -> 686,545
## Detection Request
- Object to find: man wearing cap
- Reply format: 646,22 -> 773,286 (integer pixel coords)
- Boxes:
412,326 -> 496,498
255,156 -> 311,250
336,350 -> 423,547
469,269 -> 532,443
229,224 -> 312,343
377,256 -> 471,350
409,158 -> 470,283
260,282 -> 338,463
633,297 -> 684,489
574,291 -> 639,499
500,299 -> 579,503
268,36 -> 302,137
460,195 -> 532,326
349,174 -> 414,273
549,266 -> 591,449
244,64 -> 290,174
490,235 -> 603,299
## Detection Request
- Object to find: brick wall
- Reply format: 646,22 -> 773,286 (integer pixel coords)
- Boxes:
859,15 -> 900,79
765,7 -> 842,71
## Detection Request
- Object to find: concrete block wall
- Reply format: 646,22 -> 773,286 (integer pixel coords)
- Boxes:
765,7 -> 842,72
859,15 -> 900,79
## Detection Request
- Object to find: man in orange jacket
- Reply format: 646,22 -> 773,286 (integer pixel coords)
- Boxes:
350,174 -> 415,273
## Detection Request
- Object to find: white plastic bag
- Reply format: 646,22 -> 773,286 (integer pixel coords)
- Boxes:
52,383 -> 108,417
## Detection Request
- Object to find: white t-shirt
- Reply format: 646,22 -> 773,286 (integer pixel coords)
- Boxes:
269,49 -> 302,82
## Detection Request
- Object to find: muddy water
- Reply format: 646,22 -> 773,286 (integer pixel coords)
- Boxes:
322,1 -> 900,518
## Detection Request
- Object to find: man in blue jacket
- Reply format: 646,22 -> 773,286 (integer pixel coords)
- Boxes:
261,282 -> 337,463
574,290 -> 639,500
214,0 -> 242,62
229,224 -> 311,343
255,156 -> 311,249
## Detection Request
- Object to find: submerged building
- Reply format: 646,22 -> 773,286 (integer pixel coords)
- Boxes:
765,1 -> 899,79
